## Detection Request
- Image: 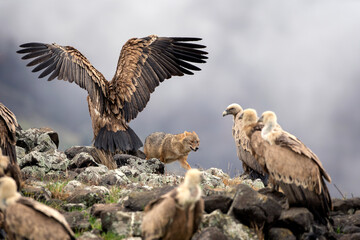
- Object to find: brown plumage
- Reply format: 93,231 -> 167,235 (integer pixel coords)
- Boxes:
141,169 -> 204,240
17,36 -> 208,154
0,176 -> 75,240
244,109 -> 332,222
223,104 -> 268,184
0,103 -> 22,190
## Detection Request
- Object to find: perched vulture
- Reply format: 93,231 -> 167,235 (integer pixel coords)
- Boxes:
0,176 -> 75,240
223,103 -> 268,184
17,36 -> 208,154
0,102 -> 22,190
243,109 -> 332,222
141,169 -> 204,240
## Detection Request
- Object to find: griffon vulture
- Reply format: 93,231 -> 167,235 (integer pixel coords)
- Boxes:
17,36 -> 208,154
243,109 -> 332,222
141,169 -> 204,240
223,104 -> 268,184
0,102 -> 22,190
0,176 -> 75,240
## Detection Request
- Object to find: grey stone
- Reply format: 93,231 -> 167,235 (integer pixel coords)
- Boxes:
114,154 -> 164,174
63,180 -> 83,193
100,169 -> 130,186
199,209 -> 258,240
193,227 -> 228,240
228,184 -> 282,227
63,211 -> 91,232
21,185 -> 51,201
67,187 -> 108,207
138,173 -> 182,187
76,165 -> 108,184
16,128 -> 59,152
201,171 -> 225,189
101,210 -> 143,237
277,207 -> 314,234
77,232 -> 103,240
91,203 -> 123,218
19,150 -> 69,173
333,211 -> 360,234
268,228 -> 296,240
65,146 -> 98,159
204,194 -> 233,214
62,203 -> 86,211
123,185 -> 175,211
333,198 -> 360,213
339,233 -> 360,240
69,152 -> 99,169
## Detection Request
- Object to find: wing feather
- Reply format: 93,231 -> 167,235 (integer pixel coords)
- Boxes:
111,35 -> 207,122
17,43 -> 108,113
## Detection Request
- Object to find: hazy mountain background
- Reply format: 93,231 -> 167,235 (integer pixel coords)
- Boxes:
1,0 -> 359,198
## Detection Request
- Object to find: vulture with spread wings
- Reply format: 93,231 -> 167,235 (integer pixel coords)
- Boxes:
0,102 -> 22,190
17,35 -> 208,154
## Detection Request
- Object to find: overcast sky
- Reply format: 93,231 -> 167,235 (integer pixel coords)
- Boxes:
1,0 -> 360,198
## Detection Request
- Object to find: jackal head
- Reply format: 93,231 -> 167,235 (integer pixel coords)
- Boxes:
183,131 -> 200,152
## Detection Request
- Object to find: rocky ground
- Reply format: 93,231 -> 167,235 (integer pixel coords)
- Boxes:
13,127 -> 360,240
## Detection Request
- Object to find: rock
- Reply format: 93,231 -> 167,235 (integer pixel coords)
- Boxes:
69,152 -> 99,169
204,194 -> 233,214
19,150 -> 69,173
138,173 -> 182,187
205,168 -> 229,179
16,127 -> 59,152
62,203 -> 86,211
67,186 -> 109,207
114,154 -> 164,174
65,146 -> 98,160
21,185 -> 51,201
199,209 -> 258,240
77,232 -> 103,240
268,228 -> 296,240
15,146 -> 26,160
193,227 -> 229,240
101,210 -> 143,237
123,186 -> 175,211
91,203 -> 123,218
100,169 -> 130,186
201,171 -> 225,189
119,166 -> 141,179
277,208 -> 314,234
258,188 -> 288,209
21,166 -> 46,180
76,165 -> 108,184
63,180 -> 83,193
333,211 -> 360,234
228,184 -> 282,227
63,211 -> 91,232
333,198 -> 360,213
338,233 -> 360,240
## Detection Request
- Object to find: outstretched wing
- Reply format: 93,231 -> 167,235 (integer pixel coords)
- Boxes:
17,43 -> 108,113
110,35 -> 208,122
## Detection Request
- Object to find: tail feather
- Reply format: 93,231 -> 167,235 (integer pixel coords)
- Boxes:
94,126 -> 143,153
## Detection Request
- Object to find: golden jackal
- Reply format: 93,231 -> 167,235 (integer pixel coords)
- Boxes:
144,131 -> 200,170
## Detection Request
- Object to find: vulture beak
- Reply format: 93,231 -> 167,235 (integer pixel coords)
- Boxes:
222,110 -> 229,117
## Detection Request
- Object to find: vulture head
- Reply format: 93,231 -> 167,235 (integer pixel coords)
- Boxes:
0,176 -> 20,211
177,169 -> 203,207
222,103 -> 243,120
239,108 -> 258,126
259,111 -> 281,144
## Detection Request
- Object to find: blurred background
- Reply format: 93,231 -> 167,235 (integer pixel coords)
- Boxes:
1,0 -> 359,198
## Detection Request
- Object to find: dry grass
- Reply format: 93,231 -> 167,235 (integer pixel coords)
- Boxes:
46,181 -> 70,200
93,148 -> 117,170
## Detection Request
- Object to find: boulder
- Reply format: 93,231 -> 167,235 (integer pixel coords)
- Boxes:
193,227 -> 229,240
267,228 -> 296,240
76,165 -> 108,184
123,185 -> 175,211
276,208 -> 314,234
101,210 -> 143,237
204,194 -> 233,214
333,198 -> 360,214
228,184 -> 282,227
114,154 -> 164,174
16,127 -> 59,152
63,211 -> 91,232
69,152 -> 99,169
199,209 -> 258,240
100,169 -> 130,186
91,203 -> 123,218
67,186 -> 109,207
